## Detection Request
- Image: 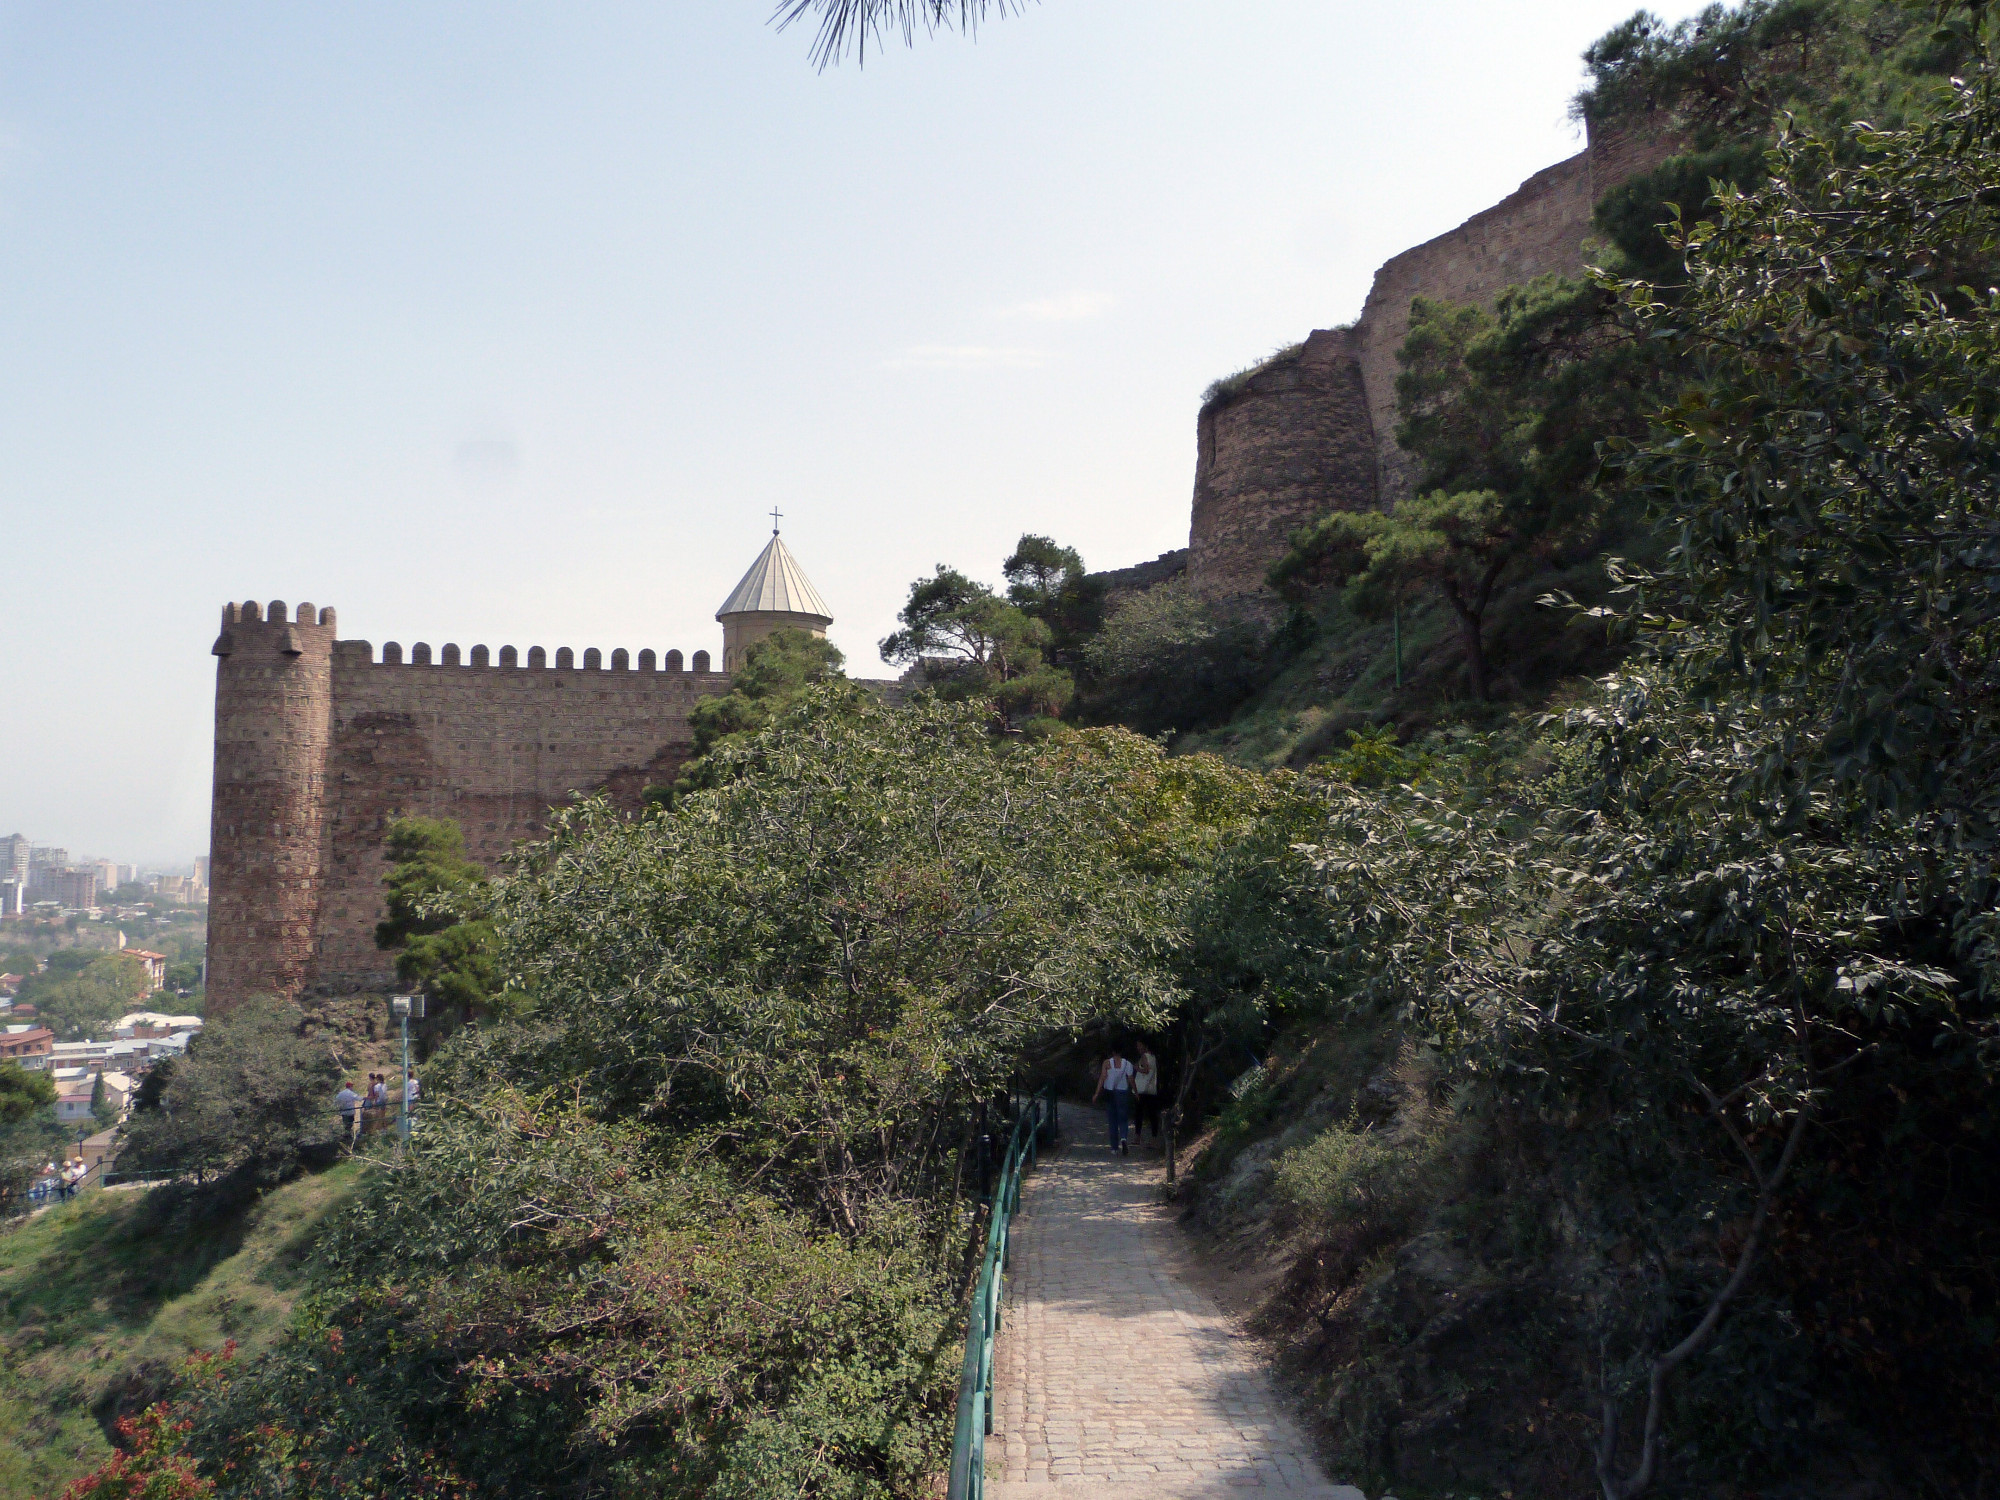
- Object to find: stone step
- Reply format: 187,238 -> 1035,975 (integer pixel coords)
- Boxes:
985,1485 -> 1366,1499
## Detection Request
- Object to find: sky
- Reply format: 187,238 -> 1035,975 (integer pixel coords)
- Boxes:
0,0 -> 1711,864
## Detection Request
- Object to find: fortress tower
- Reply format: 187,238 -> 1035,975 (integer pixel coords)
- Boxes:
715,527 -> 833,673
208,601 -> 338,1007
203,535 -> 846,1015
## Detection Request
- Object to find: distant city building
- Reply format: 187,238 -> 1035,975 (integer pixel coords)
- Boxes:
153,874 -> 190,902
93,860 -> 119,893
1,1024 -> 54,1070
112,1010 -> 204,1039
29,847 -> 68,871
192,855 -> 209,891
125,951 -> 169,990
0,834 -> 27,883
0,879 -> 22,917
45,868 -> 98,909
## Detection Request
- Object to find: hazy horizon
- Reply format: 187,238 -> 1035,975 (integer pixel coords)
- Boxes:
1,1 -> 1708,862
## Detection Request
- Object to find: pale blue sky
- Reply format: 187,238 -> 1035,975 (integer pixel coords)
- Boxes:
0,1 -> 1706,862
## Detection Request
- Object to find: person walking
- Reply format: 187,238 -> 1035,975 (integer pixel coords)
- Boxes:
365,1074 -> 387,1132
1132,1041 -> 1162,1148
1092,1045 -> 1135,1155
335,1080 -> 360,1142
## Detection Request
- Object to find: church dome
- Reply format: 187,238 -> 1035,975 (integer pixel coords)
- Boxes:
715,533 -> 832,625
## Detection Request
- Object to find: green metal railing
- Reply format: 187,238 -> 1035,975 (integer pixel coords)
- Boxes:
946,1088 -> 1056,1500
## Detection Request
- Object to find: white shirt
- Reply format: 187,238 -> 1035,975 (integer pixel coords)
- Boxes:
335,1087 -> 360,1114
405,1078 -> 420,1104
1133,1056 -> 1158,1096
1102,1058 -> 1134,1093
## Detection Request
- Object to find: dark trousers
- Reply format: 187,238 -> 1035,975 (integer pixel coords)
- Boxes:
1133,1092 -> 1163,1139
1105,1091 -> 1130,1148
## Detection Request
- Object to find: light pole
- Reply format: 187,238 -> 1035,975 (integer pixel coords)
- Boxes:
389,993 -> 424,1142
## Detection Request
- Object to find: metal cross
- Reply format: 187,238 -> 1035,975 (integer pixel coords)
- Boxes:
770,506 -> 783,534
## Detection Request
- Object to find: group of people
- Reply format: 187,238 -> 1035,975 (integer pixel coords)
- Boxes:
1091,1040 -> 1163,1155
335,1071 -> 418,1140
28,1157 -> 92,1202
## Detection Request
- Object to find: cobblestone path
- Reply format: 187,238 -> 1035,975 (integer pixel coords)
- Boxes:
989,1105 -> 1365,1499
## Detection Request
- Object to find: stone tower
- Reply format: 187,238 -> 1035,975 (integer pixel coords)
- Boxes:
1188,327 -> 1378,600
715,530 -> 833,673
207,600 -> 337,1008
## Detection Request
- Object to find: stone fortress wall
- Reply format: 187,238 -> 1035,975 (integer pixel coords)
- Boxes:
207,599 -> 732,1012
1186,116 -> 1680,598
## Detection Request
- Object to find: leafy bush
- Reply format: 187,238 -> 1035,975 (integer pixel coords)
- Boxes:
121,997 -> 342,1197
1079,579 -> 1280,735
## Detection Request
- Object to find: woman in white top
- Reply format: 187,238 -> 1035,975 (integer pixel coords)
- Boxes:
1131,1042 -> 1161,1147
1092,1045 -> 1135,1155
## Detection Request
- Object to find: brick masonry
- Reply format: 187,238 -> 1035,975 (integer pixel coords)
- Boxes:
1186,116 -> 1682,599
206,600 -> 733,1013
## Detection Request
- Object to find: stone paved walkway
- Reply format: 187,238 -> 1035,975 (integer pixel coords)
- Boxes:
989,1104 -> 1364,1500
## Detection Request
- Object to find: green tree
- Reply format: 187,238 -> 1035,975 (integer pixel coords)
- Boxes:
1078,578 -> 1274,734
89,1070 -> 117,1130
20,952 -> 151,1040
880,565 -> 1073,726
120,996 -> 343,1195
0,1059 -> 61,1206
374,817 -> 511,1024
691,628 -> 847,753
1003,533 -> 1105,669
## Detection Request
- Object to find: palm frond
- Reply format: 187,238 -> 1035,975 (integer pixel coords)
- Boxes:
769,0 -> 1032,69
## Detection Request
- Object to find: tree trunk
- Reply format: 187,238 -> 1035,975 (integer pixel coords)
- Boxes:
1455,604 -> 1488,701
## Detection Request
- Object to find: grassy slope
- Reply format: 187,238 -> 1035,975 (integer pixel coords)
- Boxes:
1180,537 -> 1644,771
0,1164 -> 361,1500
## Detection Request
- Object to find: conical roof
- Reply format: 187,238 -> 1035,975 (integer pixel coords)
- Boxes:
715,533 -> 832,622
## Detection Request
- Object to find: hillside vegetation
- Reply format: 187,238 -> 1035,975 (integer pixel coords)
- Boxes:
0,1166 -> 359,1500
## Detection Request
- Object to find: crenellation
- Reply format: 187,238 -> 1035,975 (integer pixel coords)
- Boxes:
208,604 -> 751,1008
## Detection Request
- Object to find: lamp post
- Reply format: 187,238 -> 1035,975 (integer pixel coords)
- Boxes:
389,994 -> 424,1142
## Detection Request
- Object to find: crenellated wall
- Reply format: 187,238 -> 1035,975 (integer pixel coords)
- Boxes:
207,605 -> 732,1011
1185,115 -> 1683,597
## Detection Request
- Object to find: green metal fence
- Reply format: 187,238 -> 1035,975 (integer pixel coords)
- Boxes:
946,1089 -> 1055,1500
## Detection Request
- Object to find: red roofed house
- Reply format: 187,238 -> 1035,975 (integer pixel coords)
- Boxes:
1,1025 -> 54,1070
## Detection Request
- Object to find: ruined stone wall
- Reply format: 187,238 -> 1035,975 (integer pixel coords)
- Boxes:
206,605 -> 732,1011
1184,115 -> 1683,597
1356,117 -> 1683,507
1354,152 -> 1599,508
1187,327 -> 1377,599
